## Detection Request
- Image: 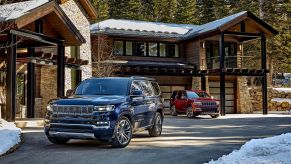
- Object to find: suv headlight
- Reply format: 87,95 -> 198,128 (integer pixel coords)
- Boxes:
94,105 -> 115,112
193,101 -> 202,106
46,105 -> 53,112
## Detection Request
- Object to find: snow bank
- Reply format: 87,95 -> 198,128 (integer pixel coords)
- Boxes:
0,119 -> 21,155
273,88 -> 291,93
206,133 -> 291,164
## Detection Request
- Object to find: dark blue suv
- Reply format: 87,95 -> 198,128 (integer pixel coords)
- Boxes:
45,77 -> 164,148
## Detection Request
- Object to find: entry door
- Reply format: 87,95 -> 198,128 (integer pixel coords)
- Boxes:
209,82 -> 235,114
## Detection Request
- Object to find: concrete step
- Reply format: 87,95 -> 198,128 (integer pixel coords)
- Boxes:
15,118 -> 44,128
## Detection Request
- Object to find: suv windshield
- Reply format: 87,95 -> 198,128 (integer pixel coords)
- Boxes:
75,78 -> 129,95
187,91 -> 210,98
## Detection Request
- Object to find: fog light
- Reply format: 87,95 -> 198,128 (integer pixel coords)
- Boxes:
95,121 -> 109,126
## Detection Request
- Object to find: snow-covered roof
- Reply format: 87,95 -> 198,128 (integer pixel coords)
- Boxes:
91,11 -> 248,40
0,0 -> 49,22
183,11 -> 247,39
91,19 -> 197,35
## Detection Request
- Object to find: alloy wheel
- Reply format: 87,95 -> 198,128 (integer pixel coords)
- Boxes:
116,119 -> 132,145
186,107 -> 194,118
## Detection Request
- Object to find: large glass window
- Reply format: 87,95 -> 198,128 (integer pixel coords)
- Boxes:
113,41 -> 123,55
160,43 -> 166,57
113,40 -> 179,58
134,42 -> 146,56
206,41 -> 237,69
126,41 -> 133,56
149,43 -> 158,56
167,44 -> 177,58
71,46 -> 80,88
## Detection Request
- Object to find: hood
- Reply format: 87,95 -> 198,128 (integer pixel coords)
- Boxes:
52,95 -> 128,106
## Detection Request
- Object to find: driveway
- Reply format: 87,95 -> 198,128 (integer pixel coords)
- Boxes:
1,114 -> 291,164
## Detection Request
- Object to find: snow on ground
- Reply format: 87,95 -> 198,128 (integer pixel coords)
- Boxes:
271,98 -> 291,104
0,119 -> 21,155
206,133 -> 291,164
273,88 -> 291,93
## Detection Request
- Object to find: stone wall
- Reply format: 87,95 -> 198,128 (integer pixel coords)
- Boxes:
237,77 -> 253,113
40,66 -> 57,117
60,0 -> 92,80
249,88 -> 291,111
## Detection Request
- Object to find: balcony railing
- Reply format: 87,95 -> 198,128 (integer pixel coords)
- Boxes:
206,55 -> 256,69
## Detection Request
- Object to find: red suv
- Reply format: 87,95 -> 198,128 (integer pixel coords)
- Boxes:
170,90 -> 219,118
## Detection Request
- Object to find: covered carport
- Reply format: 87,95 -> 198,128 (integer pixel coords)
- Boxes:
0,0 -> 87,121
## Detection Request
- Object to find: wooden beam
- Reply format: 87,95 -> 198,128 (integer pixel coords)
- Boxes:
6,33 -> 17,121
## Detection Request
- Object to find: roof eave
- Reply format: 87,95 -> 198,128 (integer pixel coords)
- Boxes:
12,1 -> 86,45
246,11 -> 279,35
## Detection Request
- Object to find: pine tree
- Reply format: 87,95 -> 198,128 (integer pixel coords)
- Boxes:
196,0 -> 215,24
140,0 -> 155,21
175,0 -> 198,24
153,0 -> 177,23
90,0 -> 109,22
108,0 -> 142,20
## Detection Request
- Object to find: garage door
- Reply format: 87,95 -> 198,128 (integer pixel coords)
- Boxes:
160,86 -> 186,109
209,82 -> 235,114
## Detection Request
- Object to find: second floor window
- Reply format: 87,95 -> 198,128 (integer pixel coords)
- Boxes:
206,41 -> 237,69
113,40 -> 179,58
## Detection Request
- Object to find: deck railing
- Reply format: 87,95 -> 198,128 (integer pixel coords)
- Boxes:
206,55 -> 257,69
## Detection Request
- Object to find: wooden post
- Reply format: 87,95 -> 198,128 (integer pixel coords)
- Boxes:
76,69 -> 82,86
57,43 -> 65,97
6,33 -> 17,122
261,34 -> 268,115
201,76 -> 206,91
27,48 -> 35,118
219,33 -> 226,116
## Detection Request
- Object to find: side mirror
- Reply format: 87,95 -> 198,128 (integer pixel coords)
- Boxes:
131,90 -> 143,96
66,89 -> 74,97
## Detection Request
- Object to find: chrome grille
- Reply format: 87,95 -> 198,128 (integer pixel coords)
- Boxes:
202,101 -> 216,106
52,105 -> 94,115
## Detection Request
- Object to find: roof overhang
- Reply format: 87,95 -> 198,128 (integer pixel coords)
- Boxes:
183,11 -> 278,42
1,1 -> 86,46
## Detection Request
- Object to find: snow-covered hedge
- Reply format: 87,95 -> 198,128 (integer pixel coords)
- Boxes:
0,119 -> 21,155
207,133 -> 291,164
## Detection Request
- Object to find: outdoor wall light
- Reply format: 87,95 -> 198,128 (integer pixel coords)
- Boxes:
239,44 -> 243,51
201,41 -> 205,49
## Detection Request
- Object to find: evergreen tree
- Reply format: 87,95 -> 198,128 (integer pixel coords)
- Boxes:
175,0 -> 198,24
196,0 -> 215,24
140,0 -> 155,21
108,0 -> 142,20
153,0 -> 177,22
90,0 -> 109,22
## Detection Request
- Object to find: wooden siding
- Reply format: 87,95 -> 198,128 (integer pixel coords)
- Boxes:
185,40 -> 200,66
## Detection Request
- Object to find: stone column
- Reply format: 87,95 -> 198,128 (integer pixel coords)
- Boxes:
237,77 -> 253,113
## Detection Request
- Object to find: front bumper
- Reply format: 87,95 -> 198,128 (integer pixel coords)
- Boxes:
45,122 -> 115,141
192,107 -> 219,115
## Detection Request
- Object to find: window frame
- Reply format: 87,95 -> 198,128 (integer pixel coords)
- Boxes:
113,39 -> 180,58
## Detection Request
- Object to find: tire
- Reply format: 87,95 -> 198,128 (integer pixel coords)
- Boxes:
170,105 -> 177,116
47,137 -> 69,144
148,112 -> 163,137
210,114 -> 219,118
111,116 -> 132,148
186,107 -> 194,118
